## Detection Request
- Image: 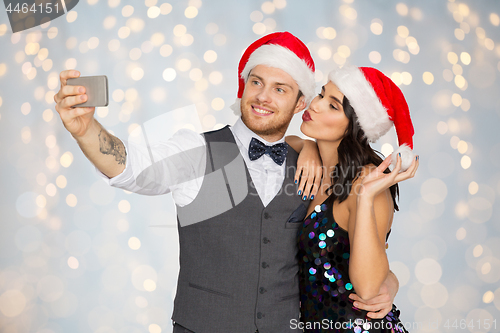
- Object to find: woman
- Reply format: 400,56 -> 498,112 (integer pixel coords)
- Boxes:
288,66 -> 418,332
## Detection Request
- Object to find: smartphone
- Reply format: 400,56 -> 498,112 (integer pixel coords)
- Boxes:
67,75 -> 109,107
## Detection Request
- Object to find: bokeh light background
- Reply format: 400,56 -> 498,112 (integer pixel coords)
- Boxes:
1,0 -> 500,332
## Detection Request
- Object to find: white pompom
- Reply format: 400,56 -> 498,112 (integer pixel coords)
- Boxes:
390,144 -> 416,172
230,98 -> 241,116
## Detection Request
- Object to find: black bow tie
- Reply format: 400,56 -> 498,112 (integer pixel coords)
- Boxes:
248,137 -> 288,166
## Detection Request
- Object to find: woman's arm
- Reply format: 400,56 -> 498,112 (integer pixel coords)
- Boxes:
348,182 -> 393,300
285,135 -> 305,152
348,154 -> 418,300
285,135 -> 323,199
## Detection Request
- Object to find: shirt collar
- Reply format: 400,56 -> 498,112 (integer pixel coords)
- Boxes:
232,117 -> 286,151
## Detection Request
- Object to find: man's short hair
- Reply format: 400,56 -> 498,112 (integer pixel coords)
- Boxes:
296,90 -> 304,103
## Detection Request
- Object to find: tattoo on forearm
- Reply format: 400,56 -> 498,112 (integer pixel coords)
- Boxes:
98,128 -> 126,165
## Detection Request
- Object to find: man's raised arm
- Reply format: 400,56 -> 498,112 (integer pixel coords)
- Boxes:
54,70 -> 126,179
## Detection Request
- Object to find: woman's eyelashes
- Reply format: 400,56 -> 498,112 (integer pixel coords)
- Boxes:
317,93 -> 338,110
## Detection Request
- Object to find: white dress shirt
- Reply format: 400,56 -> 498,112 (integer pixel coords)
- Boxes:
96,118 -> 287,207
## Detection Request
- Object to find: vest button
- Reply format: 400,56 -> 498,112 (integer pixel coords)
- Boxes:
257,312 -> 264,319
263,212 -> 270,219
263,237 -> 270,244
259,287 -> 267,294
262,262 -> 269,268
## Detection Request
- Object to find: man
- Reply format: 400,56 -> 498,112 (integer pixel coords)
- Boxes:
54,32 -> 398,333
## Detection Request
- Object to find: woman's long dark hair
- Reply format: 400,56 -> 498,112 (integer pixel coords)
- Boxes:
326,96 -> 399,211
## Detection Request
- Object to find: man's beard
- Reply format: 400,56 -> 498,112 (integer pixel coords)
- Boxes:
241,109 -> 291,139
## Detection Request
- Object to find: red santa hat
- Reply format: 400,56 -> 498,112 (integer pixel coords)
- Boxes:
230,32 -> 316,115
328,66 -> 415,171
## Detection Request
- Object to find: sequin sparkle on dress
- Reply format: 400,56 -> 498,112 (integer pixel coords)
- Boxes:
297,197 -> 409,333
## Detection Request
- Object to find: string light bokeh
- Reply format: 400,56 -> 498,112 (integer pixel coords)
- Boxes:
0,0 -> 499,332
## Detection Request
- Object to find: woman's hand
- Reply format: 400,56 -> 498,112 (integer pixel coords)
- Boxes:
356,153 -> 419,201
295,140 -> 323,200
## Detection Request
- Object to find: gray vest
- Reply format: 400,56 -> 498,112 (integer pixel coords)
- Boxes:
172,126 -> 307,333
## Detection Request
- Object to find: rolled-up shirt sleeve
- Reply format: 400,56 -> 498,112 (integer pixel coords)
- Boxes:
95,128 -> 206,202
95,139 -> 135,186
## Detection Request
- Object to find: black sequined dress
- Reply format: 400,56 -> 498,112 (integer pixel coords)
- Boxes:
297,197 -> 409,333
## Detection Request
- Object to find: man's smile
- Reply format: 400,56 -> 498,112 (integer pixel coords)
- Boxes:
252,105 -> 274,116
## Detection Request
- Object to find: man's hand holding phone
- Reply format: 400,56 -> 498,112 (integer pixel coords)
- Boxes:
54,70 -> 108,139
54,70 -> 126,178
54,70 -> 96,139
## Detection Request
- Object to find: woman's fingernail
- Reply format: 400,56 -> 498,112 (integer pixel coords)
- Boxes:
311,195 -> 314,200
294,179 -> 297,184
399,153 -> 401,157
303,196 -> 307,201
298,190 -> 302,196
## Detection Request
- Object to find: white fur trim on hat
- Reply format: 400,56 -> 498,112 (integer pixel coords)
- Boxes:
391,143 -> 416,171
240,44 -> 316,108
230,98 -> 241,114
329,66 -> 392,143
